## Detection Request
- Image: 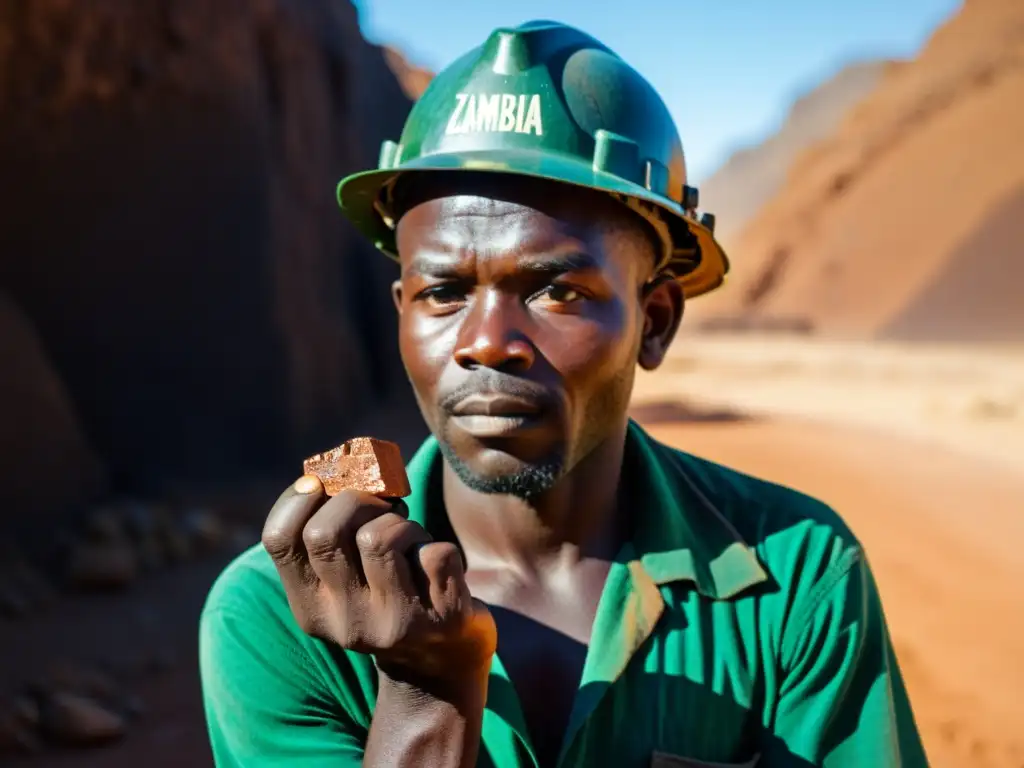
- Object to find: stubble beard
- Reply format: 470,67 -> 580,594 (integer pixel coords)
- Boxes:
434,364 -> 636,500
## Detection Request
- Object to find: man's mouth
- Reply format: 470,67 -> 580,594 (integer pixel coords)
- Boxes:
448,394 -> 546,438
451,394 -> 543,417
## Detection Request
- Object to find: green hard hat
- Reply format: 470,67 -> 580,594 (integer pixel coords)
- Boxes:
337,20 -> 728,299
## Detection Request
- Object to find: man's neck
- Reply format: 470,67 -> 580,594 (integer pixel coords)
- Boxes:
442,422 -> 630,582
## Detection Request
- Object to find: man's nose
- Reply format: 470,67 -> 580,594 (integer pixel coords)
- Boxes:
453,291 -> 535,372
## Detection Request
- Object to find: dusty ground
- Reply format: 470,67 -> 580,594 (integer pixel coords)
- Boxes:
5,337 -> 1022,767
637,336 -> 1024,473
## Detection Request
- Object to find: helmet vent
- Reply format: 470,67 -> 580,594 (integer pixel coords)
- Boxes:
592,130 -> 641,185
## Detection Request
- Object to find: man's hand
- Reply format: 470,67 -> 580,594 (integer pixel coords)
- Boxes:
261,475 -> 497,682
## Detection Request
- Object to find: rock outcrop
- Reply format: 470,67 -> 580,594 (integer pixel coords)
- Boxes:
383,46 -> 433,101
0,0 -> 426,518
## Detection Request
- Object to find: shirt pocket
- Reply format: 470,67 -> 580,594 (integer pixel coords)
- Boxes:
650,752 -> 760,768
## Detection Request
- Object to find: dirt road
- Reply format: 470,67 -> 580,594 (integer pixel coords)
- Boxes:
637,337 -> 1024,473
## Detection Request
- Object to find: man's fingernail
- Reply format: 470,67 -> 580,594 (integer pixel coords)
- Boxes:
293,475 -> 322,494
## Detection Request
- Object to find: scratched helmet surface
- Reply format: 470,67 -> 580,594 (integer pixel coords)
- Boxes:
337,19 -> 728,298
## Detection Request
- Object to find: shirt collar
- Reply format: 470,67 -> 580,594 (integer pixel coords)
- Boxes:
403,419 -> 767,601
620,420 -> 768,599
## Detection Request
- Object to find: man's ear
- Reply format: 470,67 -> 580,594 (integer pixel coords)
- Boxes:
638,274 -> 684,371
391,280 -> 403,315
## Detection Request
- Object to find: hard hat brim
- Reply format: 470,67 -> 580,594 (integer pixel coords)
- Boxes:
337,148 -> 729,300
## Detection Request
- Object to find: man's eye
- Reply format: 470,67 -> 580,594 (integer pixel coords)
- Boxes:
533,285 -> 583,305
417,284 -> 466,308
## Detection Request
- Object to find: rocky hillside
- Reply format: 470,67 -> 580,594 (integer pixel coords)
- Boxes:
0,0 -> 426,542
692,0 -> 1024,342
383,46 -> 433,101
698,60 -> 893,247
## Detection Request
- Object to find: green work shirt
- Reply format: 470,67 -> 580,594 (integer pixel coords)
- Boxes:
199,421 -> 929,767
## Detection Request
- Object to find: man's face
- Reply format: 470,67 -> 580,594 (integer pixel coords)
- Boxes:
392,176 -> 681,497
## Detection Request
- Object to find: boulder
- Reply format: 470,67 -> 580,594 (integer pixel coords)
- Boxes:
0,293 -> 107,540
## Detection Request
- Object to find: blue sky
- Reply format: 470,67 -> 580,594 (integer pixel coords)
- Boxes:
357,0 -> 960,183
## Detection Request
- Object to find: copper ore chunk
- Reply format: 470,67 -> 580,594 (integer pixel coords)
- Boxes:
302,438 -> 410,498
